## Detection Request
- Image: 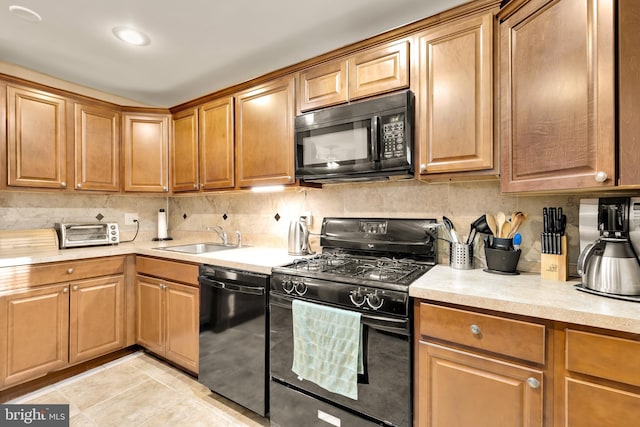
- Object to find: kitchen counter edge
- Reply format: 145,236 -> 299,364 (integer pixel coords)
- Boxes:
410,265 -> 640,335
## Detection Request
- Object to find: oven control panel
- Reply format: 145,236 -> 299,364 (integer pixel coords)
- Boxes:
271,274 -> 408,317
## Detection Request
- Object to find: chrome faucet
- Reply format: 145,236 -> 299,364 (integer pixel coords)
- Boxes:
236,230 -> 243,247
206,225 -> 228,245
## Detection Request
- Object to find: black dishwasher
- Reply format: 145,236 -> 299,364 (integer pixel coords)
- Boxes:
198,264 -> 269,417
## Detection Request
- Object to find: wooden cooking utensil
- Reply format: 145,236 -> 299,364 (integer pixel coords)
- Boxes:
501,221 -> 512,239
495,211 -> 506,238
486,214 -> 497,236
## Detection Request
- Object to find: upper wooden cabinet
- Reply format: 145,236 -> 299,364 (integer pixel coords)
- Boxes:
417,12 -> 495,175
499,0 -> 615,192
123,112 -> 170,193
298,60 -> 348,112
235,75 -> 296,188
298,40 -> 409,112
199,97 -> 235,190
171,107 -> 199,192
617,0 -> 640,187
349,40 -> 410,101
171,97 -> 235,192
74,103 -> 120,191
6,84 -> 68,189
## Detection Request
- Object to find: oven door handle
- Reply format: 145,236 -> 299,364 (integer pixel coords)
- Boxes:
200,276 -> 265,296
269,293 -> 409,335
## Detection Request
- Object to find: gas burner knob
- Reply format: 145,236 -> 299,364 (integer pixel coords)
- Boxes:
349,289 -> 367,307
366,291 -> 384,310
282,279 -> 294,294
294,281 -> 308,296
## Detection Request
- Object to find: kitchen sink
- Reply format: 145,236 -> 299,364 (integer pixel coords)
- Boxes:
152,242 -> 239,254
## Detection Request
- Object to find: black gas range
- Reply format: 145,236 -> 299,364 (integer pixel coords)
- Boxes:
269,217 -> 437,427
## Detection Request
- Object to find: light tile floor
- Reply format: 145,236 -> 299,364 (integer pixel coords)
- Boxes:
8,352 -> 270,427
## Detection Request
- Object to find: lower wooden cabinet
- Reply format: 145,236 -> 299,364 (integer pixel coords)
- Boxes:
0,284 -> 69,389
418,341 -> 543,427
135,257 -> 199,373
69,275 -> 125,364
0,262 -> 126,390
415,302 -> 545,427
562,329 -> 640,427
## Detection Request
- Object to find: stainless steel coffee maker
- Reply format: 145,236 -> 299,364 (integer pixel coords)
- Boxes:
578,197 -> 640,301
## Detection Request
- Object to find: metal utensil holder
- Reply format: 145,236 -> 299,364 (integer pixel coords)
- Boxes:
450,242 -> 473,270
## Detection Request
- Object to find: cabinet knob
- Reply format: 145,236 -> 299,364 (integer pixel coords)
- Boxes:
73,285 -> 78,291
527,377 -> 541,389
63,287 -> 69,293
193,183 -> 198,189
159,284 -> 166,289
77,183 -> 82,188
594,171 -> 608,183
163,186 -> 168,192
61,181 -> 67,188
420,164 -> 427,172
470,324 -> 481,336
67,268 -> 74,274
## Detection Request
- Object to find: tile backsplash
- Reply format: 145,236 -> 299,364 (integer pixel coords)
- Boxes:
0,179 -> 599,273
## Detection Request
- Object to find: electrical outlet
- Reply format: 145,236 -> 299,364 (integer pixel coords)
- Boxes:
301,211 -> 312,226
124,213 -> 138,225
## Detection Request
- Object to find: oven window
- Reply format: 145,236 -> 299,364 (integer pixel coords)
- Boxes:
299,121 -> 371,168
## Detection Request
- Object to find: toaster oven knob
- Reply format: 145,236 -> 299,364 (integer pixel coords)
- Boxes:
349,289 -> 366,307
282,279 -> 294,294
294,281 -> 308,296
366,291 -> 384,310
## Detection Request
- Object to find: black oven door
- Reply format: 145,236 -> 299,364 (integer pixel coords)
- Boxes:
269,293 -> 411,427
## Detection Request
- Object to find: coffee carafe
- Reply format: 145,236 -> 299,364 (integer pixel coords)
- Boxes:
288,217 -> 312,256
577,198 -> 640,296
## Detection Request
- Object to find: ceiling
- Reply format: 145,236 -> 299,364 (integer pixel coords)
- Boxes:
0,0 -> 466,107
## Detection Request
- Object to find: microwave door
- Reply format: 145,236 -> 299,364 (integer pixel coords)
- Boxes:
297,118 -> 376,178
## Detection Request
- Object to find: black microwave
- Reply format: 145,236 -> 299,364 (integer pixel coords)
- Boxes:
294,90 -> 414,183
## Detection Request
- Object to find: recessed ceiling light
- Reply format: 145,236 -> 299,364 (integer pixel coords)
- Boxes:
112,26 -> 150,46
8,5 -> 42,23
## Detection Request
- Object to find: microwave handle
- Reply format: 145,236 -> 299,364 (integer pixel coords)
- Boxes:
371,115 -> 380,161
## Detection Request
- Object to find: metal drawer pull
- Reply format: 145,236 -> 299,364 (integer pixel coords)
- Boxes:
527,377 -> 540,389
470,324 -> 481,335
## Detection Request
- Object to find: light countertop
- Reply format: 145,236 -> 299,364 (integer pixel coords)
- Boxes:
410,265 -> 640,335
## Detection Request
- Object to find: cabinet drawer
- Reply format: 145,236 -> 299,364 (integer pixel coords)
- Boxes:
566,329 -> 640,387
136,256 -> 198,285
0,256 -> 125,292
419,303 -> 546,364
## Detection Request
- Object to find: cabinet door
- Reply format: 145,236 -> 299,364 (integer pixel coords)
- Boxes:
500,0 -> 615,192
418,13 -> 494,174
617,0 -> 640,186
135,275 -> 165,355
164,282 -> 199,373
235,75 -> 295,187
200,97 -> 235,190
7,85 -> 67,189
348,40 -> 409,100
298,59 -> 348,112
565,378 -> 640,427
69,275 -> 125,364
123,113 -> 170,192
74,103 -> 120,191
171,108 -> 199,192
417,341 -> 543,427
0,284 -> 69,389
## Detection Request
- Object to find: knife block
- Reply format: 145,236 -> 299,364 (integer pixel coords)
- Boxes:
541,236 -> 568,281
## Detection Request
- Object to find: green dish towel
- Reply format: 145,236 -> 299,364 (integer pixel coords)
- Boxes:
291,299 -> 363,400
